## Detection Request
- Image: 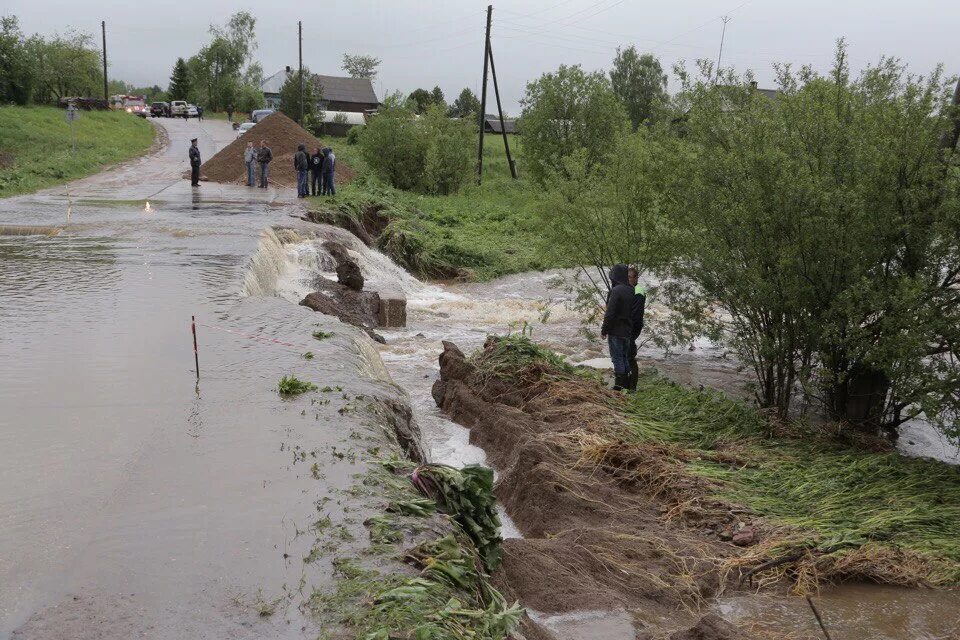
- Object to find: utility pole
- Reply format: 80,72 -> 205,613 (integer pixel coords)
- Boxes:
476,5 -> 492,185
487,41 -> 517,179
715,15 -> 730,84
101,21 -> 108,100
298,21 -> 304,125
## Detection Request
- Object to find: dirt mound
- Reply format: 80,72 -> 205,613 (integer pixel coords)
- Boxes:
431,339 -> 750,635
198,112 -> 354,188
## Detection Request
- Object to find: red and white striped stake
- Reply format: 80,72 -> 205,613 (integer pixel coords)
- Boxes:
191,315 -> 200,380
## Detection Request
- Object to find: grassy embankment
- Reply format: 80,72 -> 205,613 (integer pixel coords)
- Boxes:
482,335 -> 960,592
310,136 -> 554,281
625,373 -> 960,589
0,106 -> 155,198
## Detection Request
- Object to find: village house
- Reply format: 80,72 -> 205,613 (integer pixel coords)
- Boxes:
261,67 -> 380,114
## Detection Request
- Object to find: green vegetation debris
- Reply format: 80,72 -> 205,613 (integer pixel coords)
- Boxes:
313,330 -> 334,340
277,375 -> 318,396
411,463 -> 503,570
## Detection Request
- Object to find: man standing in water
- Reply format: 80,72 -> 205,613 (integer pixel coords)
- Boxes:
257,140 -> 272,189
188,138 -> 201,187
600,264 -> 634,391
626,267 -> 647,392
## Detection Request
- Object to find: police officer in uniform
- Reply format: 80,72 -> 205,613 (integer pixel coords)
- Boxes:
188,138 -> 201,186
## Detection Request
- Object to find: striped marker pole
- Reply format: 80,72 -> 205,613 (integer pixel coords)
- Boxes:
192,315 -> 200,380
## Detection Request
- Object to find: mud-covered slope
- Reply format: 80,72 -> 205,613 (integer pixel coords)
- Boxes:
431,339 -> 752,638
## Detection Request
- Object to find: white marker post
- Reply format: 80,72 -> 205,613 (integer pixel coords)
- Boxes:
65,104 -> 79,155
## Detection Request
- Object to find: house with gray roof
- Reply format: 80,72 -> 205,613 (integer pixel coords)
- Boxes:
261,67 -> 380,113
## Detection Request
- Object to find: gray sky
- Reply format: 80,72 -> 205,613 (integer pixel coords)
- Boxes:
8,0 -> 960,113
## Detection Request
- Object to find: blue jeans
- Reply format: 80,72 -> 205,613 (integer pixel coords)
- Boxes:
297,169 -> 308,196
608,336 -> 631,376
322,171 -> 336,195
259,163 -> 269,188
246,162 -> 255,186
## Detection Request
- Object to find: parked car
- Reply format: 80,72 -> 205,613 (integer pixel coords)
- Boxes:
150,102 -> 170,117
170,100 -> 188,117
186,105 -> 199,118
236,122 -> 256,138
251,109 -> 275,123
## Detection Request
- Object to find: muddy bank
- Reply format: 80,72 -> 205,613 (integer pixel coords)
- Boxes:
431,338 -> 753,638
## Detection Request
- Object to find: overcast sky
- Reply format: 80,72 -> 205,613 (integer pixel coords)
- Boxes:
8,0 -> 960,113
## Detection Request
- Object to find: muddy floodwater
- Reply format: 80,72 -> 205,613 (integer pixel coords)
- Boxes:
2,117 -> 959,639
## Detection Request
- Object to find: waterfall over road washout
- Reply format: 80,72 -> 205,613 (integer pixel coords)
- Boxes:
267,222 -> 960,640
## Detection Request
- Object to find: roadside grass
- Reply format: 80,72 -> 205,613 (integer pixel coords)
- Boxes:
626,371 -> 960,586
0,106 -> 155,198
309,136 -> 556,281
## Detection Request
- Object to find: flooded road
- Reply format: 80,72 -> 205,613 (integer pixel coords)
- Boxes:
4,117 -> 959,639
0,119 -> 402,638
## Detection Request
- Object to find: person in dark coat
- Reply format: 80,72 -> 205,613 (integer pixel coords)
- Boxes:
294,143 -> 309,197
257,140 -> 272,188
309,147 -> 323,196
188,138 -> 201,186
600,264 -> 634,391
626,266 -> 647,392
321,147 -> 336,196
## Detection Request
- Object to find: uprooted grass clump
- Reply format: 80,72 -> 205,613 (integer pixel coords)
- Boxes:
468,336 -> 960,593
277,375 -> 318,395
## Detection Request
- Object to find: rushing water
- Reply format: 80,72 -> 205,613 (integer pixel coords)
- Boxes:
264,228 -> 960,639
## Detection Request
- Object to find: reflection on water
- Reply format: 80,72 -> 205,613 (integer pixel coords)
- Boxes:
719,584 -> 960,640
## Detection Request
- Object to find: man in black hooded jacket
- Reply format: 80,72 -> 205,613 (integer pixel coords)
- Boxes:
600,264 -> 634,391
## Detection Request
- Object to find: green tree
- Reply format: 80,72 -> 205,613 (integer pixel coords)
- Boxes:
448,87 -> 482,121
519,64 -> 628,184
29,29 -> 103,103
406,87 -> 434,114
279,68 -> 322,127
236,82 -> 265,117
609,46 -> 667,129
430,85 -> 446,110
660,45 -> 960,434
185,11 -> 258,111
168,57 -> 190,100
0,16 -> 36,104
538,131 -> 665,319
360,102 -> 472,194
341,53 -> 381,79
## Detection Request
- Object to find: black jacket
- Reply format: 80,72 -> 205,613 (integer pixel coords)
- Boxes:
631,285 -> 647,341
294,149 -> 309,171
258,147 -> 272,164
600,264 -> 634,339
310,152 -> 323,173
188,145 -> 201,167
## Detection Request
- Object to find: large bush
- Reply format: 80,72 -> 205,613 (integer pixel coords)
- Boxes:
360,104 -> 472,195
659,46 -> 960,433
519,64 -> 628,184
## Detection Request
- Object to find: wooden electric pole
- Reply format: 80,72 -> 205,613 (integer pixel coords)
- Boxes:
487,40 -> 517,179
476,5 -> 492,185
298,21 -> 304,125
714,16 -> 730,84
101,21 -> 108,100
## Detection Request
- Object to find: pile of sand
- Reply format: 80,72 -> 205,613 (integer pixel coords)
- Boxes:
199,112 -> 354,188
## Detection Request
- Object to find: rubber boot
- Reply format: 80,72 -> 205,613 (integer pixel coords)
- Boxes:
627,361 -> 639,392
612,374 -> 627,391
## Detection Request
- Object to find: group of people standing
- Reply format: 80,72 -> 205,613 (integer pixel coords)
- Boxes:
294,144 -> 337,198
243,141 -> 274,189
600,264 -> 647,392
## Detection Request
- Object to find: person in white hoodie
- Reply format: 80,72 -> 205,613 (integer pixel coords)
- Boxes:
243,142 -> 256,187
